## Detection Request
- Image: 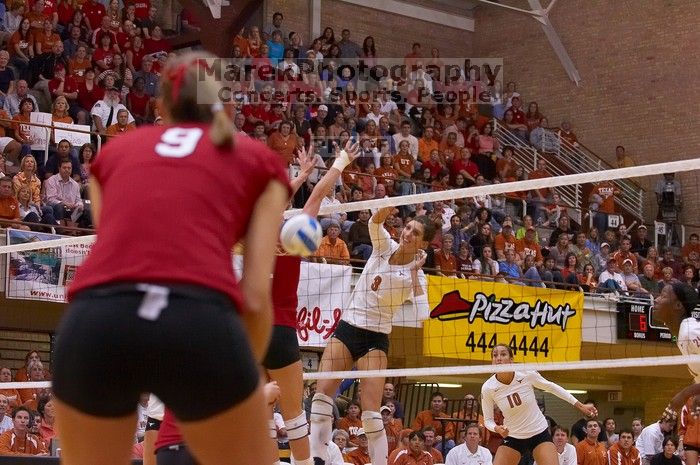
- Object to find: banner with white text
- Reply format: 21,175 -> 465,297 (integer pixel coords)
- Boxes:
423,276 -> 583,362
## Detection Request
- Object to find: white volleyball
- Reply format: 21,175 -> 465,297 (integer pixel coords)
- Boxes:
280,213 -> 323,256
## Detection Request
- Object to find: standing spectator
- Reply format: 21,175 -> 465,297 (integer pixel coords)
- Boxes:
263,11 -> 286,43
527,158 -> 550,222
631,226 -> 652,259
575,419 -> 607,465
608,430 -> 640,465
82,0 -> 106,30
382,383 -> 405,421
337,29 -> 362,59
604,418 -> 619,448
589,180 -> 620,234
635,417 -> 676,465
557,120 -> 579,147
616,145 -> 634,168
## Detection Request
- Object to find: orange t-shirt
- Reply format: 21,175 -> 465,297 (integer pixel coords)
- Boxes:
12,114 -> 31,143
515,238 -> 543,263
0,389 -> 20,408
434,250 -> 457,276
266,131 -> 297,165
418,137 -> 439,163
0,109 -> 9,137
0,196 -> 20,221
494,233 -> 516,255
528,169 -> 550,198
33,30 -> 61,54
592,181 -> 618,214
25,11 -> 49,35
8,32 -> 34,58
106,123 -> 136,136
393,153 -> 415,177
607,442 -> 641,465
682,243 -> 700,260
576,439 -> 607,465
336,416 -> 363,444
375,166 -> 398,185
0,430 -> 47,455
412,410 -> 455,440
346,447 -> 370,465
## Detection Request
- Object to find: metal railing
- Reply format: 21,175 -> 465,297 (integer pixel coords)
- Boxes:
492,120 -> 645,220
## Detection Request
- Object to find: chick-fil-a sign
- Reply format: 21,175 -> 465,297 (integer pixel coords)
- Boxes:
296,306 -> 342,342
295,262 -> 352,348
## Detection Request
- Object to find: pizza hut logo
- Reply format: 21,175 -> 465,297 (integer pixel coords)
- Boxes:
430,291 -> 576,331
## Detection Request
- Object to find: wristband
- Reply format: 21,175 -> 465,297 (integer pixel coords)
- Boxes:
332,149 -> 351,171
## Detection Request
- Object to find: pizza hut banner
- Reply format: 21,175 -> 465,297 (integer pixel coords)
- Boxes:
423,276 -> 583,362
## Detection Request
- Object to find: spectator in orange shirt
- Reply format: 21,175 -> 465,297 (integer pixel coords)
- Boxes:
412,391 -> 455,455
346,429 -> 371,465
613,237 -> 638,272
106,108 -> 136,136
557,120 -> 579,147
267,120 -> 298,165
516,226 -> 543,265
313,220 -> 350,265
0,177 -> 26,230
422,426 -> 444,463
608,430 -> 641,465
494,219 -> 517,261
0,406 -> 48,456
418,126 -> 439,163
616,145 -> 635,168
393,431 -> 434,465
435,233 -> 457,276
381,405 -> 402,454
337,400 -> 363,445
576,419 -> 607,465
0,368 -> 20,409
590,180 -> 620,233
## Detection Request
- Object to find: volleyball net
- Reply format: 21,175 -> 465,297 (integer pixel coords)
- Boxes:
1,157 -> 700,419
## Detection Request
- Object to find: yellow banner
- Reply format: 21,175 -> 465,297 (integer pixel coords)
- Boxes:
423,276 -> 583,362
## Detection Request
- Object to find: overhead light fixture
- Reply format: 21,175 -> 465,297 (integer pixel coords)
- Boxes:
416,383 -> 463,389
566,389 -> 588,395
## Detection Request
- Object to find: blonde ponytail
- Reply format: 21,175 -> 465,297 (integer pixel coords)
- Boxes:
209,109 -> 234,148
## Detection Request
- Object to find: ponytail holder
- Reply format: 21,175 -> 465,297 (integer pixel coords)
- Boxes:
212,102 -> 224,112
167,63 -> 189,101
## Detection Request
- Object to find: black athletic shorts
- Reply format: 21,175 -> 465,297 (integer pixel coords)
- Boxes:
685,444 -> 700,453
501,428 -> 552,455
156,444 -> 199,465
263,325 -> 301,370
52,283 -> 260,422
332,320 -> 389,361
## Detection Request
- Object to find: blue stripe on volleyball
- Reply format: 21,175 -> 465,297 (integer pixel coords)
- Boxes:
297,229 -> 318,252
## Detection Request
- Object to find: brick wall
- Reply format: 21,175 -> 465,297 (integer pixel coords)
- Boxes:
265,0 -> 473,59
471,0 -> 700,224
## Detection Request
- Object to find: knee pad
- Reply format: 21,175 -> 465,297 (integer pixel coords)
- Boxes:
285,411 -> 309,441
309,393 -> 334,424
361,410 -> 384,438
268,418 -> 277,440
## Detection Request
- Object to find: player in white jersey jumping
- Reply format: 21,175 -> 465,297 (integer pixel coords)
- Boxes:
309,206 -> 436,465
481,344 -> 596,465
653,283 -> 700,417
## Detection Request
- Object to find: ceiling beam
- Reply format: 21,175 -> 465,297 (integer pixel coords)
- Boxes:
338,0 -> 475,32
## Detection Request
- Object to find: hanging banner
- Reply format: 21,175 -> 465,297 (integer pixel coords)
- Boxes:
4,229 -> 92,302
423,276 -> 584,362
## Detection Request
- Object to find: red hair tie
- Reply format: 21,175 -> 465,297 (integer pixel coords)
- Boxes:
167,63 -> 189,101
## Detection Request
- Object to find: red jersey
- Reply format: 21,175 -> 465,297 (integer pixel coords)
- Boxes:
154,409 -> 182,450
127,91 -> 150,118
81,0 -> 106,30
127,0 -> 150,19
272,254 -> 300,328
77,82 -> 104,111
68,125 -> 291,307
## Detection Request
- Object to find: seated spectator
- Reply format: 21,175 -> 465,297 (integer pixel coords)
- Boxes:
613,237 -> 638,272
622,259 -> 648,294
572,231 -> 595,271
43,159 -> 85,228
639,263 -> 660,295
631,225 -> 652,259
392,431 -> 433,465
455,242 -> 474,279
494,218 -> 516,260
682,234 -> 700,264
549,215 -> 577,247
561,252 -> 582,287
0,396 -> 12,435
580,263 -> 598,292
595,242 -> 612,271
7,19 -> 34,82
345,429 -> 370,465
91,86 -> 134,135
659,247 -> 682,279
499,248 -> 523,283
10,97 -> 36,149
17,360 -> 46,405
541,255 -> 565,287
381,405 -> 402,454
446,423 -> 493,465
0,177 -> 27,230
267,120 -> 298,165
598,258 -> 627,293
33,41 -> 68,108
347,209 -> 372,260
422,426 -> 445,463
557,120 -> 579,146
37,396 -> 56,447
381,383 -> 405,421
515,215 -> 538,241
0,406 -> 48,456
0,368 -> 20,408
435,233 -> 457,276
412,392 -> 456,455
336,400 -> 362,445
473,245 -> 499,280
331,428 -> 350,461
658,266 -> 680,290
549,233 -> 574,269
106,108 -> 136,136
17,185 -> 57,230
523,254 -> 543,287
516,226 -> 543,265
44,139 -> 80,180
313,220 -> 350,265
529,117 -> 560,153
681,264 -> 697,288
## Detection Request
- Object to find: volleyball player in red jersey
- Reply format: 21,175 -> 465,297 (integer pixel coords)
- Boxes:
50,51 -> 291,465
264,141 -> 360,465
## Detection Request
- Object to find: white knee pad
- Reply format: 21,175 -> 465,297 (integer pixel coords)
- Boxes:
285,411 -> 309,441
268,418 -> 278,440
309,393 -> 334,424
361,410 -> 384,438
